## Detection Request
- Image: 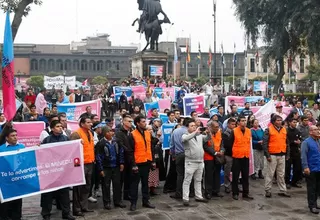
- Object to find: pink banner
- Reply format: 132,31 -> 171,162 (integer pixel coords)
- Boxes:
132,85 -> 146,100
37,140 -> 85,190
159,82 -> 166,88
57,100 -> 101,121
13,121 -> 46,147
198,117 -> 209,127
159,99 -> 171,113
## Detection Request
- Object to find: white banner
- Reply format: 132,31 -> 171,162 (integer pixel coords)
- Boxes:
254,100 -> 275,130
44,76 -> 76,89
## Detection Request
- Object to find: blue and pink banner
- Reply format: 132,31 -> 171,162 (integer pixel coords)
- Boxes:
2,11 -> 16,121
144,102 -> 160,118
183,95 -> 205,116
153,87 -> 175,101
57,100 -> 101,121
113,85 -> 146,102
0,140 -> 85,202
13,122 -> 46,147
253,81 -> 268,92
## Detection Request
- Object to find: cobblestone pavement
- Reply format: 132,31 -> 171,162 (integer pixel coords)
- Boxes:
20,179 -> 319,220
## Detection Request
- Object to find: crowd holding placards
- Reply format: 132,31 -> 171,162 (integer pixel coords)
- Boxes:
2,77 -> 320,219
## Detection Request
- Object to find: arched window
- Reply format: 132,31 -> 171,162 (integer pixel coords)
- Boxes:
48,59 -> 55,71
31,59 -> 38,71
106,60 -> 112,69
97,60 -> 104,71
116,61 -> 120,70
73,60 -> 80,71
39,59 -> 46,71
89,60 -> 96,71
81,60 -> 88,71
56,59 -> 63,71
64,60 -> 71,71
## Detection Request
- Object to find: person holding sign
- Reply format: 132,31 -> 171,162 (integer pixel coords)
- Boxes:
0,129 -> 25,220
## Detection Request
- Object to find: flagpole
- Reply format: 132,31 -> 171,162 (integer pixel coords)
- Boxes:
232,62 -> 235,90
221,64 -> 224,93
209,65 -> 212,79
198,64 -> 200,78
186,58 -> 188,79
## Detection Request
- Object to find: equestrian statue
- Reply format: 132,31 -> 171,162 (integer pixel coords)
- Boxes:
132,0 -> 171,51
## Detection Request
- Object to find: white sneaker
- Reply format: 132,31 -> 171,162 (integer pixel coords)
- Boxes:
88,196 -> 97,203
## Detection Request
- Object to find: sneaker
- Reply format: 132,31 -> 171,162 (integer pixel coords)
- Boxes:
93,190 -> 101,198
88,196 -> 97,203
278,192 -> 291,197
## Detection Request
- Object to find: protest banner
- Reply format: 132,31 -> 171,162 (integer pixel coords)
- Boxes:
44,76 -> 76,90
12,122 -> 46,147
159,113 -> 169,123
254,100 -> 275,130
0,140 -> 85,202
198,117 -> 209,127
144,102 -> 160,118
159,99 -> 171,113
113,86 -> 132,102
253,81 -> 268,92
132,85 -> 146,100
183,95 -> 205,116
161,123 -> 176,150
57,100 -> 101,121
153,87 -> 175,101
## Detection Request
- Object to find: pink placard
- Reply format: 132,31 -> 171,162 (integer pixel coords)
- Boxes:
13,121 -> 46,147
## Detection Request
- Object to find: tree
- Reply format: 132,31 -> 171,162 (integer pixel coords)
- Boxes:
232,0 -> 320,93
1,0 -> 42,41
26,75 -> 43,88
91,76 -> 108,85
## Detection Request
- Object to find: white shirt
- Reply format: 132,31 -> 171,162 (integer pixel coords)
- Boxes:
40,127 -> 67,142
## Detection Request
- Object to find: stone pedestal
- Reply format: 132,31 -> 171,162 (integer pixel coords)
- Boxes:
131,50 -> 168,78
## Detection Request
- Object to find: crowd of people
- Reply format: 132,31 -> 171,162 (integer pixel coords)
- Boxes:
1,77 -> 320,220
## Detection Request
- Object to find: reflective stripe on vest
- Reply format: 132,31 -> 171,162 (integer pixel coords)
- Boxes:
204,130 -> 222,161
132,129 -> 152,164
77,128 -> 95,164
232,127 -> 251,158
268,125 -> 286,154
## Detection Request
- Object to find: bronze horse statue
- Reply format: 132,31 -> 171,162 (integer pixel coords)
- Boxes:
132,0 -> 171,51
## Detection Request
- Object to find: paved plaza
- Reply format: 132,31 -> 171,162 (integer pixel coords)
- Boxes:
21,179 -> 319,220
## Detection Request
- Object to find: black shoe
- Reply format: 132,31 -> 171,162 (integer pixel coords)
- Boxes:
104,203 -> 112,210
225,188 -> 231,194
291,183 -> 302,188
123,195 -> 131,201
142,201 -> 155,209
212,192 -> 224,198
81,209 -> 94,213
163,189 -> 175,194
278,192 -> 291,197
265,192 -> 272,198
114,202 -> 126,208
73,212 -> 84,217
130,203 -> 136,211
62,214 -> 76,220
43,216 -> 50,220
195,198 -> 208,203
233,194 -> 239,200
205,193 -> 212,200
250,174 -> 257,180
242,194 -> 254,200
183,200 -> 189,206
310,208 -> 319,214
150,190 -> 159,196
258,170 -> 264,179
286,184 -> 291,189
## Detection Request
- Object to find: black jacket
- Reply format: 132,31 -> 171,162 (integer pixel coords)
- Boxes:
115,126 -> 134,165
42,133 -> 69,144
222,128 -> 233,156
287,127 -> 302,159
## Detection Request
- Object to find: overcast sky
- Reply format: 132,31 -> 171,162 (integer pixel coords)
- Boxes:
0,0 -> 248,53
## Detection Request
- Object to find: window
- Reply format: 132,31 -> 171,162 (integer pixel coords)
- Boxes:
39,59 -> 46,71
64,60 -> 71,71
73,60 -> 80,71
81,60 -> 88,71
31,59 -> 38,71
48,59 -> 55,71
56,60 -> 63,71
300,59 -> 305,73
106,60 -> 112,69
116,61 -> 120,70
250,58 -> 255,72
97,60 -> 103,71
89,60 -> 96,71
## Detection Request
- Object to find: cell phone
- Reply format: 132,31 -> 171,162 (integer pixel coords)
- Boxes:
200,127 -> 207,132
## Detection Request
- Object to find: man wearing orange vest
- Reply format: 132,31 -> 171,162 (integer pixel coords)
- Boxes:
230,116 -> 254,200
204,120 -> 225,199
263,115 -> 291,198
70,117 -> 95,217
129,115 -> 156,211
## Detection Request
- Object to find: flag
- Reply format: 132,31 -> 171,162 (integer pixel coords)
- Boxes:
82,79 -> 88,86
208,46 -> 212,66
197,42 -> 201,61
186,39 -> 190,63
221,43 -> 225,67
233,43 -> 237,67
255,51 -> 259,65
2,11 -> 16,122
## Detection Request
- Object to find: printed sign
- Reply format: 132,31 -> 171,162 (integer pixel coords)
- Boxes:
162,123 -> 176,150
12,122 -> 46,147
149,65 -> 163,76
57,100 -> 101,121
44,76 -> 76,90
183,95 -> 205,116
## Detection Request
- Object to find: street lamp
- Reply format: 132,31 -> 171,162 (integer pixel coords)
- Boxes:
166,23 -> 174,78
213,0 -> 217,83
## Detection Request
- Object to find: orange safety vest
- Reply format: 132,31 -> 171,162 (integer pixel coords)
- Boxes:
232,127 -> 251,158
204,130 -> 222,161
268,125 -> 287,154
131,129 -> 152,164
76,128 -> 95,164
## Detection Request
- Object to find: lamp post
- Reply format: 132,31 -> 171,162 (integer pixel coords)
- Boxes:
213,0 -> 217,83
166,23 -> 174,78
285,22 -> 292,85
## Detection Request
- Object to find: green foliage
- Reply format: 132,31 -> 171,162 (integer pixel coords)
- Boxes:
26,75 -> 44,88
195,76 -> 209,85
0,0 -> 42,15
307,64 -> 320,80
46,72 -> 61,77
91,76 -> 108,85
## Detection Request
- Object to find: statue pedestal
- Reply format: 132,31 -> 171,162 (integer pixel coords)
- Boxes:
131,50 -> 168,79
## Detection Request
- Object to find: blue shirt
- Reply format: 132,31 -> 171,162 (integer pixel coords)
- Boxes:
0,143 -> 25,153
170,126 -> 187,156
